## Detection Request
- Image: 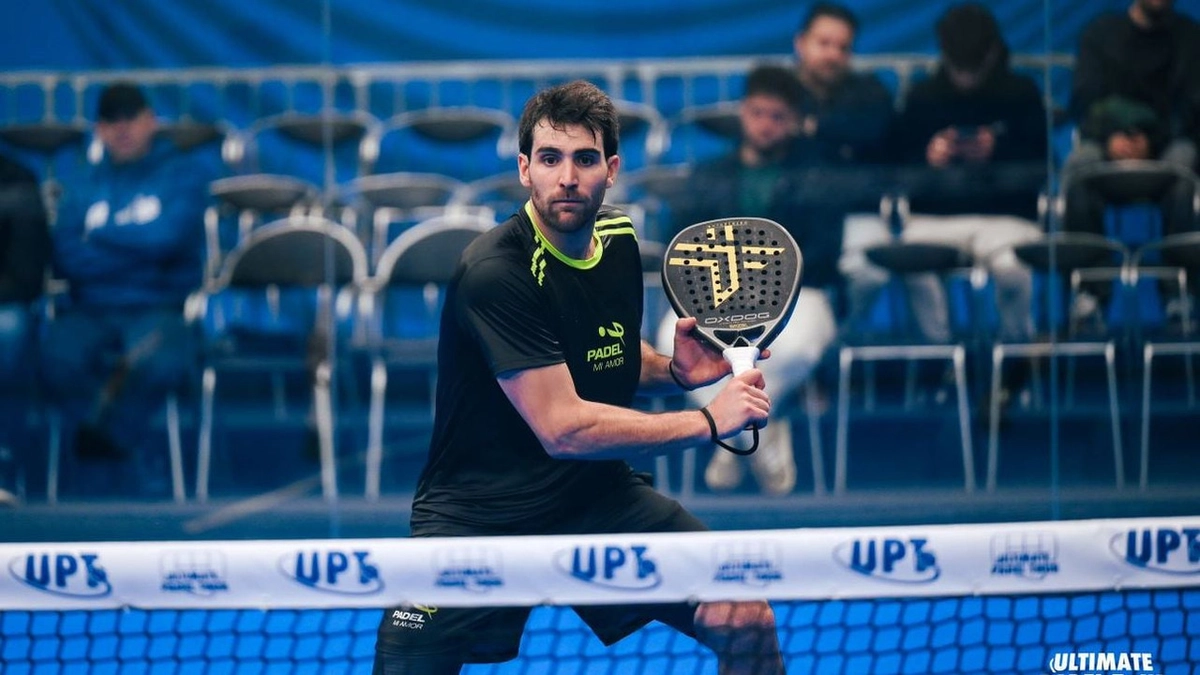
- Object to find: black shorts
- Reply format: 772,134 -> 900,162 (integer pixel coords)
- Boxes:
375,482 -> 708,665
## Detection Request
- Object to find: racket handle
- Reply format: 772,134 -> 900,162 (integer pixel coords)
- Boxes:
723,345 -> 764,442
722,346 -> 760,376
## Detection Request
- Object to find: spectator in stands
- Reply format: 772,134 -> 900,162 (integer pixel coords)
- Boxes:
42,82 -> 207,498
1063,0 -> 1200,324
892,2 -> 1047,345
792,2 -> 894,165
0,153 -> 49,506
792,2 -> 897,330
657,64 -> 842,495
890,2 -> 1047,411
1065,0 -> 1199,188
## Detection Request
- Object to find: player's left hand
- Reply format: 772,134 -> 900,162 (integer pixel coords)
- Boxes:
669,317 -> 769,390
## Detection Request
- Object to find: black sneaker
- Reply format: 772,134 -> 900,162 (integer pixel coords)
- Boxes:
75,423 -> 128,460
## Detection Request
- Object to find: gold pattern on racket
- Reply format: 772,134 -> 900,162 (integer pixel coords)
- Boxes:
665,222 -> 784,308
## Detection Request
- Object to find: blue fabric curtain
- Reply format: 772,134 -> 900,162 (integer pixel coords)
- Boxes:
0,0 -> 1153,71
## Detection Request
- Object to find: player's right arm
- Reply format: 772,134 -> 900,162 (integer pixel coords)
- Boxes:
498,362 -> 769,461
460,253 -> 770,460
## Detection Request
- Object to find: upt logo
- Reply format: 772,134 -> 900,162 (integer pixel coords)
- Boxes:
834,537 -> 940,583
281,550 -> 384,595
557,544 -> 661,590
1113,527 -> 1200,575
9,552 -> 112,598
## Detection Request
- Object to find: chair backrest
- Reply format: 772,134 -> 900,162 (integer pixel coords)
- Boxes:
1128,232 -> 1200,330
217,214 -> 369,290
1131,231 -> 1200,272
448,170 -> 527,218
369,107 -> 517,182
613,100 -> 669,172
156,120 -> 229,153
663,101 -> 740,165
371,212 -> 494,288
347,171 -> 464,212
1011,232 -> 1128,274
1079,160 -> 1198,205
224,111 -> 381,185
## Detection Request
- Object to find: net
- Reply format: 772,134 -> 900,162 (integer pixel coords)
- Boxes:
2,516 -> 1198,675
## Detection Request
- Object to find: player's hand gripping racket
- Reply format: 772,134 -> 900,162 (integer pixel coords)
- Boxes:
661,217 -> 803,455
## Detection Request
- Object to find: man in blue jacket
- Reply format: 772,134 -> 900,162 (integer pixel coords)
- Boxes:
43,82 -> 207,498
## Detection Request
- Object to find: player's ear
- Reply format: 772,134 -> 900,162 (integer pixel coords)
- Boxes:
518,153 -> 533,188
605,154 -> 620,188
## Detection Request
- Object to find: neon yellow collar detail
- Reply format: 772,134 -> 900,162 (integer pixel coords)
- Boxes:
525,201 -> 604,270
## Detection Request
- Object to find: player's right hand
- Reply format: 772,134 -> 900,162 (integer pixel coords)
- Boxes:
705,369 -> 770,439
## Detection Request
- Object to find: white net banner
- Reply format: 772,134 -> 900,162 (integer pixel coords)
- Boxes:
2,516 -> 1197,610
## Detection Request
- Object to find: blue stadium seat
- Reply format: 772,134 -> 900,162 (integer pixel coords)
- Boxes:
356,211 -> 494,499
189,215 -> 369,502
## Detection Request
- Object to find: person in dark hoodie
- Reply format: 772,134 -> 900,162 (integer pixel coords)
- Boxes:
890,2 -> 1047,350
42,82 -> 207,498
1062,0 -> 1200,326
0,152 -> 49,506
1064,0 -> 1199,225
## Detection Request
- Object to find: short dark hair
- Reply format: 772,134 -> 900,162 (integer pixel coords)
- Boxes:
743,64 -> 805,114
937,2 -> 1007,71
797,2 -> 859,35
518,80 -> 619,159
96,81 -> 150,122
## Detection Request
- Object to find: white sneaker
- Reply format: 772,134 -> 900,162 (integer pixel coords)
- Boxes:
704,448 -> 743,491
0,487 -> 18,508
749,418 -> 796,496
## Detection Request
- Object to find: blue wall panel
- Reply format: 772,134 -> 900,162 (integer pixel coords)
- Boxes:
4,0 -> 1183,72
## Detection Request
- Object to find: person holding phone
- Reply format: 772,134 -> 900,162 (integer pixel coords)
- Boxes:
891,2 -> 1048,415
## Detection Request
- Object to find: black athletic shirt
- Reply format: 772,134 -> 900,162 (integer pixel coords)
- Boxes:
409,202 -> 648,536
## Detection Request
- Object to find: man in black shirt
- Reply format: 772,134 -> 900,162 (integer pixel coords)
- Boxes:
374,81 -> 784,675
792,2 -> 897,333
792,2 -> 894,166
1064,0 -> 1200,238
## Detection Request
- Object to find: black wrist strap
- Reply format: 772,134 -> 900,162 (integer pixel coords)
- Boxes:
669,360 -> 695,391
699,407 -> 759,456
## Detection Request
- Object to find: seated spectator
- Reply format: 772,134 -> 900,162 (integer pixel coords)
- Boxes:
1063,0 -> 1200,324
792,1 -> 895,165
1064,0 -> 1199,239
657,64 -> 842,495
42,82 -> 208,499
0,153 -> 49,506
892,2 -> 1047,349
792,1 -> 897,328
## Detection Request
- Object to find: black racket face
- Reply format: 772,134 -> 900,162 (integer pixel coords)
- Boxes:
661,217 -> 803,351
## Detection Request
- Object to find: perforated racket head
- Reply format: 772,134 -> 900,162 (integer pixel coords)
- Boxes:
661,217 -> 803,352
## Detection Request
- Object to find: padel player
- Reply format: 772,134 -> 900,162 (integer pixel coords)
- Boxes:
374,80 -> 786,674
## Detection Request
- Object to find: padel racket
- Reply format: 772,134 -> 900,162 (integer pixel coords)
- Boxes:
661,217 -> 803,454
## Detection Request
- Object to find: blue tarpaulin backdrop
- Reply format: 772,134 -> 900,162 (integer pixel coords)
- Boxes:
1,0 -> 1177,71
